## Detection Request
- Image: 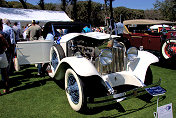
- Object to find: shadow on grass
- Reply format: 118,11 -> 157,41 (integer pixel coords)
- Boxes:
82,95 -> 166,117
154,59 -> 176,70
97,96 -> 166,118
53,79 -> 65,90
0,65 -> 53,95
10,78 -> 52,93
82,102 -> 126,115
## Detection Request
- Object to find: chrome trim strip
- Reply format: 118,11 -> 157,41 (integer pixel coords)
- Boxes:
87,79 -> 161,108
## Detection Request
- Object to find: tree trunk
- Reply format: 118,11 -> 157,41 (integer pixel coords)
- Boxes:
72,0 -> 77,21
61,0 -> 66,12
110,0 -> 113,20
38,0 -> 45,10
88,0 -> 91,23
110,0 -> 114,29
19,0 -> 27,9
104,0 -> 107,26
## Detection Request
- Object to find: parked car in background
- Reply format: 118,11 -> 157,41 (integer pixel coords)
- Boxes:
122,19 -> 176,62
16,21 -> 165,112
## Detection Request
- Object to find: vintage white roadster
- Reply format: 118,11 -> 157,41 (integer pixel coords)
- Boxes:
16,31 -> 165,112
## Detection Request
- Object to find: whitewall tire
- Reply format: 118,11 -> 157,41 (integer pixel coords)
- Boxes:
161,40 -> 176,59
49,44 -> 65,78
65,68 -> 85,112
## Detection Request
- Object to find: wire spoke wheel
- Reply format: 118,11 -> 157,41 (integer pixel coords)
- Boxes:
49,44 -> 65,78
161,40 -> 176,59
67,74 -> 79,104
51,48 -> 59,71
65,68 -> 86,112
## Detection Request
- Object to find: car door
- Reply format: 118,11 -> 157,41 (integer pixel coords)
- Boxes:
130,33 -> 143,48
148,35 -> 161,51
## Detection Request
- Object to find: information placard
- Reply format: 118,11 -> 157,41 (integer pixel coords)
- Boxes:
157,103 -> 173,118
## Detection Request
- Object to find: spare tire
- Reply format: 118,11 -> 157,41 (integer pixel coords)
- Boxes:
161,39 -> 176,60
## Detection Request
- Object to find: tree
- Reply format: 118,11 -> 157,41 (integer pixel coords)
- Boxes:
113,7 -> 145,22
154,0 -> 176,21
104,0 -> 108,25
38,0 -> 45,10
103,0 -> 115,29
8,1 -> 25,8
88,0 -> 91,23
19,0 -> 27,9
75,1 -> 104,26
60,0 -> 78,21
60,0 -> 66,12
72,0 -> 77,21
7,1 -> 37,9
3,0 -> 170,27
45,3 -> 59,10
114,7 -> 128,22
0,0 -> 9,7
144,9 -> 161,20
109,0 -> 114,19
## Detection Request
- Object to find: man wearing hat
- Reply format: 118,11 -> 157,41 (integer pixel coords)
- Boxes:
26,20 -> 41,41
26,20 -> 42,75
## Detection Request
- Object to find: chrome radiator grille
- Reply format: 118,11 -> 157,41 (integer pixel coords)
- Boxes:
95,46 -> 126,74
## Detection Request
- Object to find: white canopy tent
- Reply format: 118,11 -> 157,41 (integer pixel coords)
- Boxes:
0,7 -> 72,22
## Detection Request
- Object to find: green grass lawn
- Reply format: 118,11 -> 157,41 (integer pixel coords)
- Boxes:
0,63 -> 175,118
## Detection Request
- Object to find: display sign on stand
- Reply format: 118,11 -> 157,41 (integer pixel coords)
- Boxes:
144,86 -> 173,118
157,103 -> 173,118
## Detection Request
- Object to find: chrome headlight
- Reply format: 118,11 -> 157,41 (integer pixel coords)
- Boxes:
99,49 -> 113,66
127,47 -> 138,61
74,52 -> 82,58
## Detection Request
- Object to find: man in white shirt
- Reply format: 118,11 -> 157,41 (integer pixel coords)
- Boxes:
3,18 -> 15,73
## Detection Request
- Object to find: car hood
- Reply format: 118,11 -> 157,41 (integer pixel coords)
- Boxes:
60,32 -> 120,43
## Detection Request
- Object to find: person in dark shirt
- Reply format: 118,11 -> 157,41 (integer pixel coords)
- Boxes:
0,18 -> 10,94
13,22 -> 21,43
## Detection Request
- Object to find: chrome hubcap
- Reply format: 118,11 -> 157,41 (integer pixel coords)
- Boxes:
51,49 -> 58,71
67,74 -> 79,104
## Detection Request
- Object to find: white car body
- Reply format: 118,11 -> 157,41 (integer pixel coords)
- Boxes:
53,32 -> 158,87
16,31 -> 163,112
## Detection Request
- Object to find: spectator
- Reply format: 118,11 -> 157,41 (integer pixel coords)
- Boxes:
45,32 -> 54,41
62,29 -> 68,35
35,21 -> 41,29
2,18 -> 15,74
35,21 -> 44,40
23,24 -> 31,40
26,20 -> 42,41
35,21 -> 42,35
115,22 -> 124,35
13,22 -> 21,43
40,28 -> 55,76
26,20 -> 42,75
0,18 -> 10,94
82,26 -> 91,33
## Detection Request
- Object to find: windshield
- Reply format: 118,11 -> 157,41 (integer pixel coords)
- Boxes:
42,22 -> 91,38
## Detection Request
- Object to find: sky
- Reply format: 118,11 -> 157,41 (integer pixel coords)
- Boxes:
5,0 -> 164,10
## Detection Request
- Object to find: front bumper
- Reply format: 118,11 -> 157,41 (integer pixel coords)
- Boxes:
87,79 -> 164,108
